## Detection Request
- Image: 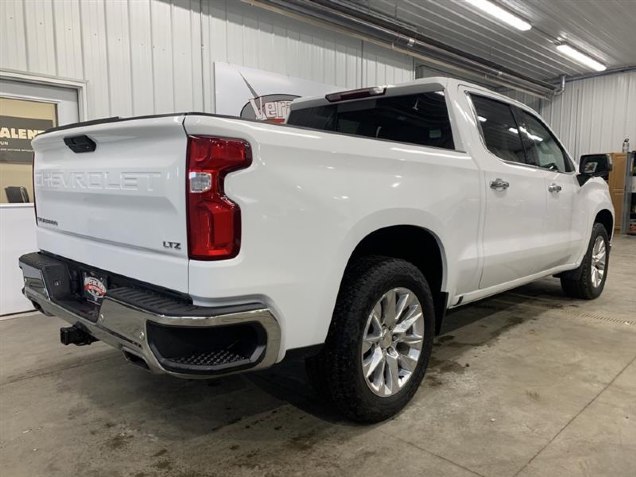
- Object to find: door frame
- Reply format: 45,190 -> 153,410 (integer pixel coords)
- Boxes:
0,70 -> 86,315
1,69 -> 87,122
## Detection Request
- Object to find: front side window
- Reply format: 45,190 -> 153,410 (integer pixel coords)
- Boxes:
514,109 -> 573,173
287,92 -> 455,150
470,95 -> 526,164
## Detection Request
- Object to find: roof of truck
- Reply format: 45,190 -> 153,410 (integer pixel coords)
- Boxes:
290,76 -> 538,116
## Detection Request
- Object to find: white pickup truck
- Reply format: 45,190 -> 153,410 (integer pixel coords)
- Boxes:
20,77 -> 614,422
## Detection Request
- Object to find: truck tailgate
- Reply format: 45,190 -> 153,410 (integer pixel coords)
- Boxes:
31,115 -> 189,293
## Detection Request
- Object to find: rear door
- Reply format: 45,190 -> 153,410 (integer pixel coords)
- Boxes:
468,94 -> 551,289
32,115 -> 189,292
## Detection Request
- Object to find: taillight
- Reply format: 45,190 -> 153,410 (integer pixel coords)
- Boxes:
186,135 -> 252,260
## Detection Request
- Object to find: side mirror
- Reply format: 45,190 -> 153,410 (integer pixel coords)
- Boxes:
578,153 -> 613,185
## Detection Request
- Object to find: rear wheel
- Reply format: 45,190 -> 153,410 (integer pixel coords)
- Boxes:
560,223 -> 610,299
306,256 -> 435,423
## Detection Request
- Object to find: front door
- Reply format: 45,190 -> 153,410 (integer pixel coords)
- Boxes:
512,107 -> 579,267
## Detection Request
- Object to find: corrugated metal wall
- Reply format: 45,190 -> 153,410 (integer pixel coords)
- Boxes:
496,73 -> 636,159
540,71 -> 636,159
0,0 -> 414,119
3,0 -> 632,158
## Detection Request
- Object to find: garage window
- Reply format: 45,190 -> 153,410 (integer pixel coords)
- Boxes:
287,92 -> 455,150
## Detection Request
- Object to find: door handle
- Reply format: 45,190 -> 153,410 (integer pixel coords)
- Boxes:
490,178 -> 510,191
548,183 -> 562,193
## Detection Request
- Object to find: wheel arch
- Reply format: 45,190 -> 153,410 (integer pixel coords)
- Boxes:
594,209 -> 614,239
559,208 -> 614,282
343,225 -> 448,334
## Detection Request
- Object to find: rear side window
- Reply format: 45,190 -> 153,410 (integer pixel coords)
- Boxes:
287,92 -> 455,150
470,95 -> 526,164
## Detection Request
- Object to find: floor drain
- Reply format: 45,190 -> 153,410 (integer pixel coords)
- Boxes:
492,297 -> 636,326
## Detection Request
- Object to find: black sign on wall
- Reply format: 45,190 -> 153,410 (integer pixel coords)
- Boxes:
0,116 -> 54,163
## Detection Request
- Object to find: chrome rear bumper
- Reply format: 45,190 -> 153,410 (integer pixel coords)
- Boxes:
19,252 -> 281,378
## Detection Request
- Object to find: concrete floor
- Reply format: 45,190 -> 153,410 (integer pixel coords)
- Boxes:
1,237 -> 635,477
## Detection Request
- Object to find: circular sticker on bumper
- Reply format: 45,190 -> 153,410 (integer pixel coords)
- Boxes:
84,276 -> 107,301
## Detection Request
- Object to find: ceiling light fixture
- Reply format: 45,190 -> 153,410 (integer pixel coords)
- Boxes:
555,43 -> 606,72
466,0 -> 531,31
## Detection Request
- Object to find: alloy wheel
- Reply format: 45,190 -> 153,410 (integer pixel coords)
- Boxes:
361,287 -> 424,397
591,236 -> 607,288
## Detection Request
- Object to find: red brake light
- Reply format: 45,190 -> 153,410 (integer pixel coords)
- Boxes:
186,136 -> 252,260
325,86 -> 386,102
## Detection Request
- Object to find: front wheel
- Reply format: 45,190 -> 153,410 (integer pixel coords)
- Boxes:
306,256 -> 435,423
560,223 -> 610,299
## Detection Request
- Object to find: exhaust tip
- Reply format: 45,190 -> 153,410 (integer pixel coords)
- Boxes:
122,350 -> 150,371
31,300 -> 55,317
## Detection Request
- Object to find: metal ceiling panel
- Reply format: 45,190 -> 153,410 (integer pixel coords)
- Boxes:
352,0 -> 636,80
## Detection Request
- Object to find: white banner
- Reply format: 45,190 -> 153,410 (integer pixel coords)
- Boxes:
214,63 -> 338,122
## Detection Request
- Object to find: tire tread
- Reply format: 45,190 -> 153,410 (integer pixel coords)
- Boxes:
560,223 -> 609,300
307,255 -> 435,423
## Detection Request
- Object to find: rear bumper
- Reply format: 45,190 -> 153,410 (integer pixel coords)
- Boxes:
19,252 -> 281,378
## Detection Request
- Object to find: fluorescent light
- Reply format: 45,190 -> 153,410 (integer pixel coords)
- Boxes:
466,0 -> 531,31
556,44 -> 606,72
478,116 -> 487,122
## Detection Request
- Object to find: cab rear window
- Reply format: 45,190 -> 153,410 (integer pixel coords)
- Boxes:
287,92 -> 455,150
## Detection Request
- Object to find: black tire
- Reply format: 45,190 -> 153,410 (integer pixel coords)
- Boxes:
560,223 -> 610,299
306,256 -> 435,423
